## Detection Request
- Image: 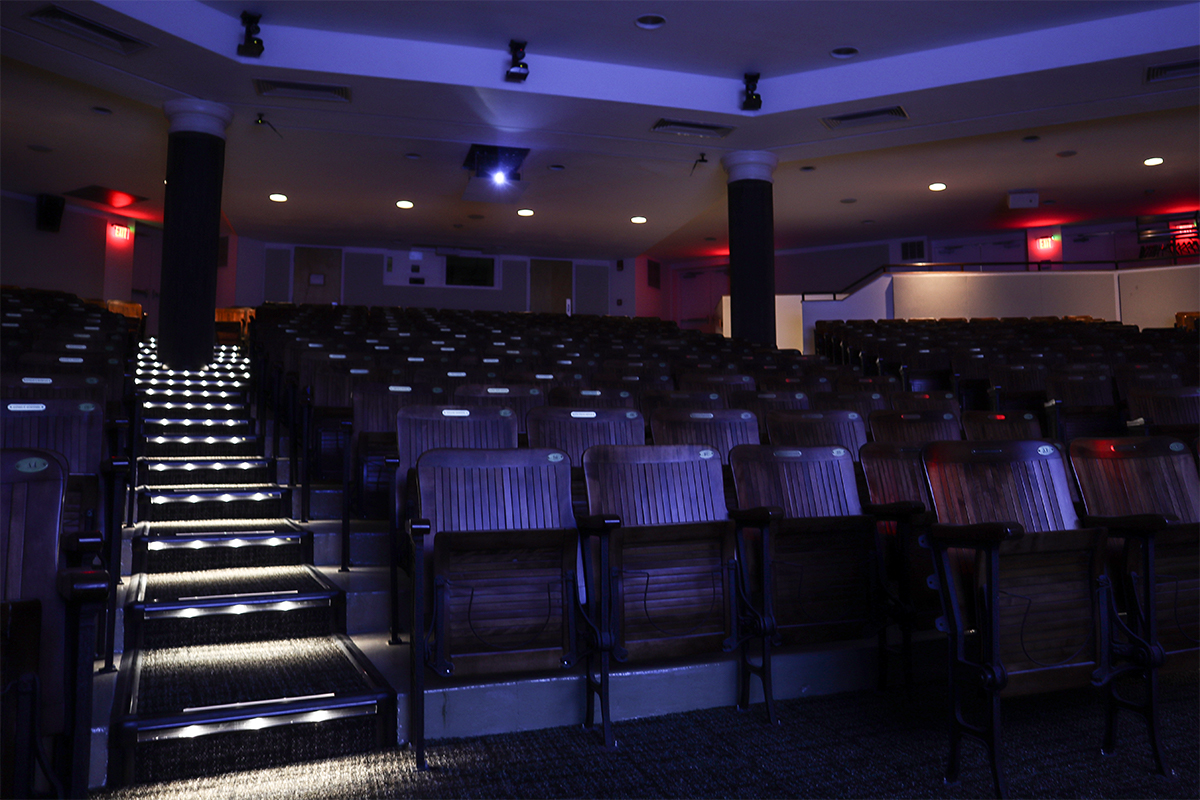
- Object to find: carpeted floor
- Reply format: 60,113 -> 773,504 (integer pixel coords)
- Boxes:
102,670 -> 1198,800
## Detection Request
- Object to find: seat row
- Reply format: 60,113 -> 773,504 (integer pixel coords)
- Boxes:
401,432 -> 1198,797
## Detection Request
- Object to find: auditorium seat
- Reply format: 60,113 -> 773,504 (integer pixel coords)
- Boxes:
406,447 -> 582,770
581,444 -> 737,747
727,444 -> 877,723
922,439 -> 1167,796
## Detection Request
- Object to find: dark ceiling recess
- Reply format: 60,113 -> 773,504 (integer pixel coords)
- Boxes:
651,119 -> 735,138
64,185 -> 147,208
820,106 -> 909,130
1145,59 -> 1200,83
27,4 -> 152,55
253,79 -> 351,102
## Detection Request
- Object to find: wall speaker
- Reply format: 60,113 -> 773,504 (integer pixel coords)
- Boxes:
36,194 -> 65,232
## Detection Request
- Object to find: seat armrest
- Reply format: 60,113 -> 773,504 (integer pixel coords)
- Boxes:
576,514 -> 622,532
928,521 -> 1024,545
728,506 -> 784,525
57,569 -> 109,604
61,530 -> 104,555
407,518 -> 432,544
1082,513 -> 1176,535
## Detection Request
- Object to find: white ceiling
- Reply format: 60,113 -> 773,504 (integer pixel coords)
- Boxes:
2,0 -> 1197,267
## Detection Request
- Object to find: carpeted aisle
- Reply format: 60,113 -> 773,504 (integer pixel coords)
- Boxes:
100,670 -> 1198,799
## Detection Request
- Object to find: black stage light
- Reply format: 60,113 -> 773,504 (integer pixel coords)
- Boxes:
742,72 -> 762,111
238,11 -> 263,57
506,40 -> 529,82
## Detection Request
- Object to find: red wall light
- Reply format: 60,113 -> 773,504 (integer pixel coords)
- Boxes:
110,224 -> 131,240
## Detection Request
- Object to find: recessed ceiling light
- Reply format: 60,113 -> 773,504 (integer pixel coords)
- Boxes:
1143,157 -> 1164,166
468,214 -> 485,220
91,106 -> 113,115
396,200 -> 414,209
517,208 -> 534,217
631,216 -> 648,224
28,144 -> 53,153
830,46 -> 859,59
1056,150 -> 1077,158
840,198 -> 857,204
861,219 -> 875,224
453,223 -> 464,228
269,193 -> 287,202
1022,135 -> 1041,142
636,14 -> 666,30
548,164 -> 566,171
928,183 -> 947,192
1043,199 -> 1057,205
405,153 -> 421,160
704,236 -> 717,241
799,166 -> 816,172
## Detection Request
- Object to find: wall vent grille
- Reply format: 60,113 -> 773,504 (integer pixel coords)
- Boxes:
651,119 -> 735,138
1146,60 -> 1199,83
27,4 -> 151,55
253,79 -> 352,103
821,106 -> 908,130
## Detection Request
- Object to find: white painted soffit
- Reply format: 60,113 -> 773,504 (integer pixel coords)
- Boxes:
97,0 -> 1199,117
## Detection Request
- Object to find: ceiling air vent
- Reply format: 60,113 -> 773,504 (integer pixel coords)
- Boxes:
27,4 -> 151,55
1145,59 -> 1199,83
651,119 -> 735,139
820,106 -> 908,130
253,79 -> 352,103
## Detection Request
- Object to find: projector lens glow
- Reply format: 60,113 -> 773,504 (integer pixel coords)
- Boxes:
492,171 -> 507,185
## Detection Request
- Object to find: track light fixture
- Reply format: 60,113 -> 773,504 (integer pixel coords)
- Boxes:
237,11 -> 263,57
506,40 -> 529,82
742,73 -> 762,111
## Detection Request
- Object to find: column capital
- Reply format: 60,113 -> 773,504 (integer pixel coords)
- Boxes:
163,99 -> 234,139
721,151 -> 779,184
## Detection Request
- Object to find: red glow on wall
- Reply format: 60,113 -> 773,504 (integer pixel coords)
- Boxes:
1170,220 -> 1197,240
110,224 -> 131,240
109,192 -> 138,209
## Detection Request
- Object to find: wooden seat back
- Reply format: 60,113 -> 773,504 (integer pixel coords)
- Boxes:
2,448 -> 69,733
765,410 -> 867,459
649,408 -> 759,464
729,444 -> 874,646
922,439 -> 1104,691
415,447 -> 579,676
868,410 -> 963,445
526,407 -> 644,465
1069,436 -> 1199,657
452,384 -> 547,434
961,410 -> 1043,441
548,385 -> 639,409
582,444 -> 734,660
889,391 -> 961,414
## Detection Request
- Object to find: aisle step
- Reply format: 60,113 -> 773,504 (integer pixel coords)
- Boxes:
112,635 -> 393,784
136,457 -> 275,487
133,531 -> 311,574
137,486 -> 287,522
113,342 -> 394,787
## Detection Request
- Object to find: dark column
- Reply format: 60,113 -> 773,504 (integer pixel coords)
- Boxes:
158,100 -> 233,369
721,151 -> 779,347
